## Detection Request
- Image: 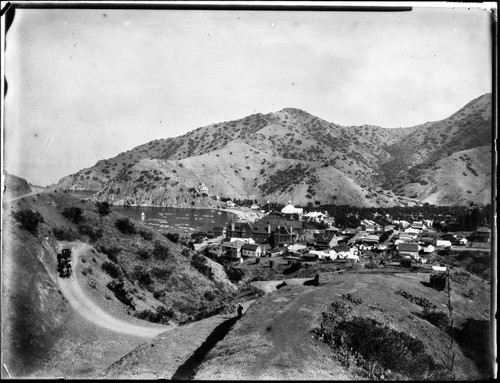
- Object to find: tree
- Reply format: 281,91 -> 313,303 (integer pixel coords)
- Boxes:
62,207 -> 83,224
13,209 -> 44,234
96,201 -> 111,216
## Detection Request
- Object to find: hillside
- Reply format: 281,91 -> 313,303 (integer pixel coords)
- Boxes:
55,94 -> 493,207
1,190 -> 238,378
194,272 -> 491,380
95,270 -> 491,380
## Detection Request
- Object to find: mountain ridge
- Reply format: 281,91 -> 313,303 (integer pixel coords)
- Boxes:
55,93 -> 493,207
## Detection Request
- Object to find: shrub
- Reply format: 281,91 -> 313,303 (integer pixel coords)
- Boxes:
107,280 -> 134,309
115,217 -> 137,234
421,307 -> 449,331
53,227 -> 79,241
98,246 -> 121,262
318,312 -> 441,380
137,248 -> 151,260
96,201 -> 111,216
224,265 -> 245,283
135,306 -> 174,324
101,261 -> 122,279
133,266 -> 153,286
152,241 -> 170,260
191,253 -> 213,279
62,207 -> 83,224
13,209 -> 44,234
139,229 -> 153,241
78,224 -> 103,242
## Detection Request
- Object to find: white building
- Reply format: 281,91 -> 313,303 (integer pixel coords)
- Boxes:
281,204 -> 303,216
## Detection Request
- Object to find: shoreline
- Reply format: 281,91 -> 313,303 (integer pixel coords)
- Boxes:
220,207 -> 265,223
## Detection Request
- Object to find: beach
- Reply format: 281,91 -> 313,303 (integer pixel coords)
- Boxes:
220,207 -> 265,223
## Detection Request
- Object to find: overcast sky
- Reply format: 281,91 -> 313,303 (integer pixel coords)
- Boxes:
3,3 -> 494,186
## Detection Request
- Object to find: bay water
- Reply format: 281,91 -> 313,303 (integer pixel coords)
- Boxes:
113,206 -> 236,237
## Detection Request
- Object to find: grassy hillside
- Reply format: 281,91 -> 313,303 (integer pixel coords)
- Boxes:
194,271 -> 491,380
1,190 -> 238,377
55,94 -> 492,207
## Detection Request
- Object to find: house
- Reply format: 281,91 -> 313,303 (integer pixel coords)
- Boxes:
360,219 -> 379,233
411,221 -> 426,231
422,244 -> 435,254
398,233 -> 416,242
345,253 -> 360,263
288,244 -> 308,254
400,255 -> 413,268
342,228 -> 358,237
302,252 -> 319,262
281,203 -> 303,217
225,221 -> 254,240
397,243 -> 420,259
267,247 -> 287,257
361,234 -> 381,245
304,211 -> 326,222
241,243 -> 265,258
332,243 -> 353,259
315,233 -> 340,249
194,243 -> 208,252
221,239 -> 246,259
430,274 -> 448,291
435,240 -> 452,248
308,250 -> 329,260
325,226 -> 340,234
196,183 -> 209,194
405,227 -> 421,235
383,225 -> 395,232
470,227 -> 491,243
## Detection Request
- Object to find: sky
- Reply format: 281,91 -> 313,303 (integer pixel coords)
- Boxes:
2,2 -> 495,186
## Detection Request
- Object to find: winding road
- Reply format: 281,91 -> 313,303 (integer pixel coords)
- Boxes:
57,243 -> 171,338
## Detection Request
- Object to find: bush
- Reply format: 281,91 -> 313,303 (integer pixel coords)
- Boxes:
137,248 -> 151,260
134,305 -> 174,324
101,261 -> 122,279
13,209 -> 44,234
318,311 -> 442,380
115,217 -> 137,234
191,253 -> 213,279
421,307 -> 449,331
223,265 -> 244,283
165,232 -> 180,243
152,241 -> 170,260
96,201 -> 111,216
78,224 -> 103,242
53,227 -> 79,241
98,246 -> 121,262
107,280 -> 134,309
62,207 -> 83,224
139,229 -> 154,241
133,266 -> 153,286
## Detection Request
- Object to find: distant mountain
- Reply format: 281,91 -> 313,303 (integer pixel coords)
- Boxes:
55,94 -> 493,207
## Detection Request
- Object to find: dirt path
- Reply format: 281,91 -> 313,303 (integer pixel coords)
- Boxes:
57,243 -> 170,338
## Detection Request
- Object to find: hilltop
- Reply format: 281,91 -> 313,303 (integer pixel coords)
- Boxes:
55,93 -> 492,207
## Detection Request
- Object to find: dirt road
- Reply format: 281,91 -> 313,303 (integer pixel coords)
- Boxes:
57,243 -> 170,338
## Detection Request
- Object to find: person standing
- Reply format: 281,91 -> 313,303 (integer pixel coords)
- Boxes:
237,303 -> 243,318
